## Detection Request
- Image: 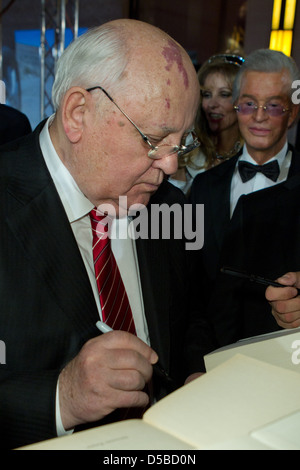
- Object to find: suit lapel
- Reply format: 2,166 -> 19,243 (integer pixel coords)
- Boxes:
134,183 -> 179,370
209,155 -> 239,249
135,235 -> 170,369
6,127 -> 99,340
287,145 -> 300,176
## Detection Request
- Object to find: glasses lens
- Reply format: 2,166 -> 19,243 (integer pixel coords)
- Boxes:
265,104 -> 286,117
148,133 -> 200,159
236,103 -> 287,117
148,145 -> 178,159
178,144 -> 198,157
178,140 -> 200,157
236,103 -> 255,115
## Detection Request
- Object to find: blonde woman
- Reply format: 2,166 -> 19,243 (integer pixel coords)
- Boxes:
169,54 -> 244,194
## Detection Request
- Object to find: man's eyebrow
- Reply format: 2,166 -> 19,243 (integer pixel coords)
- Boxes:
159,125 -> 195,134
146,124 -> 195,140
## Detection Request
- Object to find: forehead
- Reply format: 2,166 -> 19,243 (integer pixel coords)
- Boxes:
203,71 -> 231,89
119,50 -> 199,130
124,36 -> 199,95
239,70 -> 291,99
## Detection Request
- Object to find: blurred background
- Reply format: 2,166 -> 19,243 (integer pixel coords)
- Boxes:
0,0 -> 299,132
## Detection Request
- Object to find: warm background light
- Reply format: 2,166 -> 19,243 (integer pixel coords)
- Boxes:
270,29 -> 293,56
284,0 -> 297,28
270,0 -> 297,56
272,0 -> 282,29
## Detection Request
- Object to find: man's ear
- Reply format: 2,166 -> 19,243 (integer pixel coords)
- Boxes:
61,87 -> 90,143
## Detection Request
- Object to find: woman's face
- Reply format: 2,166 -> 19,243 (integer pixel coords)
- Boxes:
201,72 -> 237,135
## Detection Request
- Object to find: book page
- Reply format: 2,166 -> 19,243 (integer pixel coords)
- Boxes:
143,355 -> 300,449
20,355 -> 300,450
20,419 -> 195,450
207,436 -> 272,450
250,410 -> 300,450
208,411 -> 300,450
204,328 -> 300,372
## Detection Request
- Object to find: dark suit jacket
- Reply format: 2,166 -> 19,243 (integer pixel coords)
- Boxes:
0,104 -> 31,144
0,122 -> 195,449
187,146 -> 300,355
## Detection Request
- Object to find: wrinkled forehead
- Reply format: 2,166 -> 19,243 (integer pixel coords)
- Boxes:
124,37 -> 199,103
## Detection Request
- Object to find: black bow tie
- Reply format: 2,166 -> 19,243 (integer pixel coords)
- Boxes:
238,160 -> 280,183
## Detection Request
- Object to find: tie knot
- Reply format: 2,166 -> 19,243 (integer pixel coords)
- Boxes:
90,208 -> 105,222
90,208 -> 109,238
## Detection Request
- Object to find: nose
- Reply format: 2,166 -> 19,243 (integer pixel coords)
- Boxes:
206,95 -> 219,109
152,153 -> 178,176
253,106 -> 269,121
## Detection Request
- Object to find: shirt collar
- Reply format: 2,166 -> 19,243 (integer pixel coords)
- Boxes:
239,141 -> 288,168
39,116 -> 94,223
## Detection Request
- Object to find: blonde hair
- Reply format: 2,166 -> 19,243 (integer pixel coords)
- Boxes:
180,55 -> 243,170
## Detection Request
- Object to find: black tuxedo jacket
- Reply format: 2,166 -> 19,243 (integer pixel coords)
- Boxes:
188,146 -> 300,354
0,122 -> 194,449
0,104 -> 31,144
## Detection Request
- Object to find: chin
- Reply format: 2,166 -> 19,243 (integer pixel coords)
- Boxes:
129,194 -> 152,210
109,193 -> 151,218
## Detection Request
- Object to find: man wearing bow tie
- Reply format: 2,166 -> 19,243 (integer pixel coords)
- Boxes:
187,49 -> 300,360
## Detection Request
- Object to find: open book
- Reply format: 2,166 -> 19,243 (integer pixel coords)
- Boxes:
204,327 -> 300,372
20,354 -> 300,450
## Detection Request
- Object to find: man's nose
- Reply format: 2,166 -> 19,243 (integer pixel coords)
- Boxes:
253,106 -> 269,121
152,153 -> 179,176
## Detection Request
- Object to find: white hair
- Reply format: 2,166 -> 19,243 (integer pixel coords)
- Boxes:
232,48 -> 300,102
52,24 -> 129,110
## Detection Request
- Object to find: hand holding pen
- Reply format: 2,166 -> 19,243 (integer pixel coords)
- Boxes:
58,321 -> 158,430
96,321 -> 175,385
221,266 -> 300,293
264,271 -> 300,330
222,267 -> 300,330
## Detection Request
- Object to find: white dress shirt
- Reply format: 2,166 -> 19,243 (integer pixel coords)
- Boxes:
230,142 -> 291,217
39,116 -> 149,434
168,150 -> 206,195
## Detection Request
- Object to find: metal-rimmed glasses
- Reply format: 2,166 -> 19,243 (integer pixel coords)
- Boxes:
234,102 -> 290,117
86,86 -> 200,159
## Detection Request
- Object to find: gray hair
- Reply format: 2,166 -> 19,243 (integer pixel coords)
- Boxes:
52,24 -> 129,110
232,48 -> 300,102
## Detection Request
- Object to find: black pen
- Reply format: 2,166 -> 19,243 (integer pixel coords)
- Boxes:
221,266 -> 300,295
95,321 -> 175,384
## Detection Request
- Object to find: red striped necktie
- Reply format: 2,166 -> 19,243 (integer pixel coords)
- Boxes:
89,208 -> 136,334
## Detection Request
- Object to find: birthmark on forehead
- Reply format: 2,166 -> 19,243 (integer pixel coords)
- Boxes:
162,40 -> 189,89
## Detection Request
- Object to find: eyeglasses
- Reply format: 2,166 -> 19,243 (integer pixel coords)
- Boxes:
207,54 -> 245,67
234,102 -> 290,117
86,86 -> 200,159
